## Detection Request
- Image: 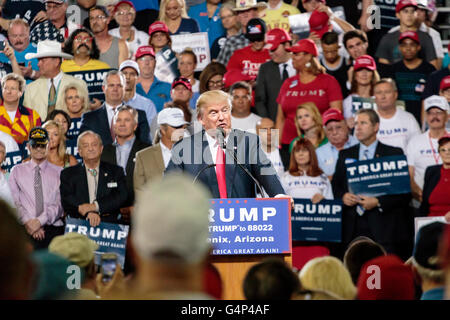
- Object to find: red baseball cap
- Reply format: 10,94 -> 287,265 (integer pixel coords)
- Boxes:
113,0 -> 135,14
264,28 -> 292,51
354,55 -> 377,72
172,76 -> 192,91
309,10 -> 330,39
223,69 -> 254,89
148,21 -> 169,36
396,0 -> 417,13
322,108 -> 344,125
135,45 -> 155,59
399,31 -> 420,44
287,39 -> 318,57
440,75 -> 450,91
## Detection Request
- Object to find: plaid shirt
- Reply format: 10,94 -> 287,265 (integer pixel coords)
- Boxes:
216,31 -> 249,66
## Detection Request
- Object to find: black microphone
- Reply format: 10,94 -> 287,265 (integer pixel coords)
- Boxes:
193,163 -> 216,184
216,128 -> 265,197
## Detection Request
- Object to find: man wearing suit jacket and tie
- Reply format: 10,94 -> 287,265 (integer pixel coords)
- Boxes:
166,90 -> 286,199
79,70 -> 151,146
60,130 -> 128,226
254,28 -> 294,123
332,109 -> 413,260
23,40 -> 88,121
100,105 -> 150,223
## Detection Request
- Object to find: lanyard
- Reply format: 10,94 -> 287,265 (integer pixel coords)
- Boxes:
428,132 -> 445,165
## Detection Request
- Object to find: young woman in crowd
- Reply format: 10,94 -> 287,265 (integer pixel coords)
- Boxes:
343,55 -> 380,129
289,102 -> 327,152
47,110 -> 71,137
148,21 -> 172,54
158,0 -> 200,35
42,120 -> 78,168
199,61 -> 226,94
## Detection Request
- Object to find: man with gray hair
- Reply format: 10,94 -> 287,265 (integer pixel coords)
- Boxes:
79,70 -> 151,146
60,130 -> 128,226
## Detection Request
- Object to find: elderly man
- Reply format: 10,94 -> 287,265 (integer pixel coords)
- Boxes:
23,40 -> 88,121
79,70 -> 151,146
166,90 -> 285,198
60,130 -> 128,226
316,108 -> 358,179
9,127 -> 64,249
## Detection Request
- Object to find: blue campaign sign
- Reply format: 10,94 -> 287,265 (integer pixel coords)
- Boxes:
66,117 -> 81,141
65,217 -> 129,268
208,198 -> 291,255
1,150 -> 23,172
346,155 -> 411,197
291,199 -> 342,242
66,69 -> 112,102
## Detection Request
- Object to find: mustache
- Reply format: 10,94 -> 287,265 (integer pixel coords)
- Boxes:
430,117 -> 441,123
77,44 -> 90,50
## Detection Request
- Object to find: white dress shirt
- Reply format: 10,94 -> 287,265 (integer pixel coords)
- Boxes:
160,141 -> 172,169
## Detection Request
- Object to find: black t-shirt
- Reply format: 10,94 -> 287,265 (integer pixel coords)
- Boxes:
422,67 -> 450,100
2,0 -> 45,29
320,56 -> 350,99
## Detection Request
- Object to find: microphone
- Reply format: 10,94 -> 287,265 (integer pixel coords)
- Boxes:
216,128 -> 265,197
193,163 -> 216,184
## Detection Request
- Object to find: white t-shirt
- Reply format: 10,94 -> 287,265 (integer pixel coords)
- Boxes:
280,172 -> 333,200
376,108 -> 421,152
343,94 -> 376,119
263,148 -> 284,178
109,27 -> 150,58
0,131 -> 19,153
231,113 -> 262,133
406,130 -> 444,189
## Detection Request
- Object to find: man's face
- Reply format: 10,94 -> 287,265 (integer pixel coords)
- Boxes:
397,7 -> 417,28
38,57 -> 61,77
374,83 -> 398,111
441,89 -> 450,103
103,74 -> 124,103
399,38 -> 420,61
325,120 -> 349,146
121,67 -> 138,92
79,133 -> 103,162
114,4 -> 136,27
29,143 -> 48,162
8,24 -> 29,52
237,8 -> 257,28
231,88 -> 251,115
46,1 -> 68,22
113,110 -> 137,139
251,40 -> 265,51
199,99 -> 232,133
416,8 -> 427,24
2,79 -> 21,104
89,9 -> 109,34
256,118 -> 277,148
136,55 -> 156,76
171,84 -> 192,103
426,107 -> 447,130
345,37 -> 367,60
73,32 -> 93,56
354,113 -> 378,143
269,42 -> 291,63
161,123 -> 186,142
321,42 -> 340,64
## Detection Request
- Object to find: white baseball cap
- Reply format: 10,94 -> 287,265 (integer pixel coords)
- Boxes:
424,95 -> 449,112
157,108 -> 188,127
119,60 -> 140,76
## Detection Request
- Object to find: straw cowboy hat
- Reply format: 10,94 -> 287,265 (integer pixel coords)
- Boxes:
25,40 -> 73,60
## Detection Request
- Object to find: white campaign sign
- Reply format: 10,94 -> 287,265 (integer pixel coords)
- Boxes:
171,32 -> 211,71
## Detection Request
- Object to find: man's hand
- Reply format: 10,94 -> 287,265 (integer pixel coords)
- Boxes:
32,11 -> 48,24
20,62 -> 33,78
3,42 -> 16,61
79,203 -> 97,216
120,206 -> 133,223
25,218 -> 41,235
96,263 -> 125,299
311,193 -> 325,204
32,228 -> 45,241
90,98 -> 102,110
87,212 -> 101,227
411,183 -> 423,202
358,196 -> 379,211
343,193 -> 359,207
308,31 -> 320,44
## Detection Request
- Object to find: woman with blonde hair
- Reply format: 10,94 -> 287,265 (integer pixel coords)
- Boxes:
60,83 -> 90,117
43,120 -> 78,168
158,0 -> 200,35
289,102 -> 327,152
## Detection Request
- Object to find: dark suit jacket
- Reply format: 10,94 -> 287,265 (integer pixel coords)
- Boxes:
100,138 -> 151,206
60,161 -> 128,223
166,129 -> 285,198
79,104 -> 151,146
255,60 -> 284,122
420,164 -> 442,216
332,141 -> 412,250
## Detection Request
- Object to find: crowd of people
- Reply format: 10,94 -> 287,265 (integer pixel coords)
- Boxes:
0,0 -> 450,301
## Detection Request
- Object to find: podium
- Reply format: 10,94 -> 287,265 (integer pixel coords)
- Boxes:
207,198 -> 292,300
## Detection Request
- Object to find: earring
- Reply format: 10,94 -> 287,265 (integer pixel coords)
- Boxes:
305,62 -> 311,68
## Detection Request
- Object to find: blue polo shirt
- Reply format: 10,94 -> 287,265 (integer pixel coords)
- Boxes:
188,1 -> 225,48
136,77 -> 171,113
316,135 -> 358,176
0,43 -> 39,83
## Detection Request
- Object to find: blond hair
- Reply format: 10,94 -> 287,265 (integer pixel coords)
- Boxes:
61,82 -> 90,115
196,90 -> 231,119
43,120 -> 67,161
158,0 -> 188,23
295,102 -> 325,145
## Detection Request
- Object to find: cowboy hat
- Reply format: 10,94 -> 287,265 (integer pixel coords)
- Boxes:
25,40 -> 73,60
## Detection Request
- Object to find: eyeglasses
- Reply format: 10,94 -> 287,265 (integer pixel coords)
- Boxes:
46,3 -> 63,10
31,144 -> 47,149
208,80 -> 224,88
90,15 -> 107,21
426,110 -> 445,116
74,36 -> 93,43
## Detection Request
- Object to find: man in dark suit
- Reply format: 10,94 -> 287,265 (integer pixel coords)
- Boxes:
79,70 -> 151,146
332,109 -> 413,260
166,90 -> 286,198
60,130 -> 128,226
254,28 -> 293,122
100,105 -> 150,223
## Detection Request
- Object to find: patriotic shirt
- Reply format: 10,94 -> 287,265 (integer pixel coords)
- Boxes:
0,105 -> 42,145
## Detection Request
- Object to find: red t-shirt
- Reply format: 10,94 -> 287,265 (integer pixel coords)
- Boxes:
276,73 -> 343,145
227,45 -> 270,79
428,166 -> 450,217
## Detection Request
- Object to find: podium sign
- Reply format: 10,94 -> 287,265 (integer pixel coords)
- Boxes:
208,198 -> 291,255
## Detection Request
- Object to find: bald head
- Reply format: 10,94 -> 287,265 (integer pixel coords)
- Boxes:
256,118 -> 277,149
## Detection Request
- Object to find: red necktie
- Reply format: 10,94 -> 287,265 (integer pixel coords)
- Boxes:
216,145 -> 227,198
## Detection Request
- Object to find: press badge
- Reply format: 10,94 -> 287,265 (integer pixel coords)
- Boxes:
107,182 -> 118,188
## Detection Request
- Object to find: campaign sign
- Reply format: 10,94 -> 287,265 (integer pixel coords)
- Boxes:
171,32 -> 211,72
291,199 -> 342,242
351,96 -> 377,114
1,150 -> 23,172
208,198 -> 291,255
154,45 -> 180,84
65,217 -> 129,268
346,155 -> 411,197
66,117 -> 82,141
66,69 -> 112,102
